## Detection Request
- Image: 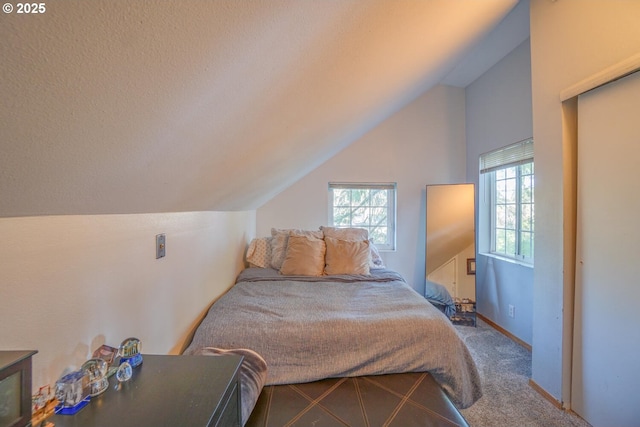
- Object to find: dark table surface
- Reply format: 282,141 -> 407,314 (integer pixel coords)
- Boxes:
49,354 -> 242,427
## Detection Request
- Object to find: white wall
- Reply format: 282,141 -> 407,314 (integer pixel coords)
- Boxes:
0,211 -> 254,391
465,39 -> 533,345
530,0 -> 640,404
257,85 -> 467,294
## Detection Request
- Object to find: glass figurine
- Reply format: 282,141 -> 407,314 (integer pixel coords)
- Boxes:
81,358 -> 109,397
54,370 -> 90,415
115,361 -> 133,383
118,337 -> 143,368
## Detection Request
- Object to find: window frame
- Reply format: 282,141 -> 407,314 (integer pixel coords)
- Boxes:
479,139 -> 534,265
489,162 -> 534,264
328,182 -> 397,251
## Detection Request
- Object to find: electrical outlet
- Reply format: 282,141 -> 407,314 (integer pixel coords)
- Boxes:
508,304 -> 515,318
156,234 -> 166,259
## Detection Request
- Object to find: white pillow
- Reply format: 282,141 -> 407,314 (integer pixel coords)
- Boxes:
246,237 -> 273,268
369,240 -> 386,269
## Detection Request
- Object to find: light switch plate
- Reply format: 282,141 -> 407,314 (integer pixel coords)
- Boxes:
156,234 -> 166,259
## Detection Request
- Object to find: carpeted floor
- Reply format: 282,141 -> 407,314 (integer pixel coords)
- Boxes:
456,319 -> 591,427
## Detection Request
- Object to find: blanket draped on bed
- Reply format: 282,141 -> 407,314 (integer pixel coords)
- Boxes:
194,347 -> 267,427
183,268 -> 481,408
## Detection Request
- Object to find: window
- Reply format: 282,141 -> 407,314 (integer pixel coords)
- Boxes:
328,182 -> 396,251
479,139 -> 534,264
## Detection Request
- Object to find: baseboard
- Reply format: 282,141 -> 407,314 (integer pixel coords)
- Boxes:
476,313 -> 532,351
528,379 -> 564,410
528,380 -> 590,423
475,314 -> 571,414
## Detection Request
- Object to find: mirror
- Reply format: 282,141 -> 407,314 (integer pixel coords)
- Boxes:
425,184 -> 476,326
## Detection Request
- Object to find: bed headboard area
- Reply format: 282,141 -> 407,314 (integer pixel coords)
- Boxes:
245,227 -> 385,276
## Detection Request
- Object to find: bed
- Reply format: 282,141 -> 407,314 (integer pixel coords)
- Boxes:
425,279 -> 457,317
184,227 -> 481,421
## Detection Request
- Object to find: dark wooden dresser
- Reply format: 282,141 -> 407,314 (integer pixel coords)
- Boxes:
49,354 -> 242,427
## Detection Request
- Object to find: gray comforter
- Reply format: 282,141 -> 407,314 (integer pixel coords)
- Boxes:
183,268 -> 481,408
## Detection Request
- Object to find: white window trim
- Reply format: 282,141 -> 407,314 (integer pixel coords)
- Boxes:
488,165 -> 534,265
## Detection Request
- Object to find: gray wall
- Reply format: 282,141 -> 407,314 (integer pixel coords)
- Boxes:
465,40 -> 533,344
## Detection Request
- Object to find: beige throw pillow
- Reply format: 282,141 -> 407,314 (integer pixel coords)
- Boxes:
279,235 -> 326,276
320,226 -> 368,241
270,228 -> 324,270
324,236 -> 371,275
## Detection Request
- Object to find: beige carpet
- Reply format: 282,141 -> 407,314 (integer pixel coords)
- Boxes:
456,319 -> 591,427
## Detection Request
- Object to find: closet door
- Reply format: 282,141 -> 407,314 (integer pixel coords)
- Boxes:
573,71 -> 640,427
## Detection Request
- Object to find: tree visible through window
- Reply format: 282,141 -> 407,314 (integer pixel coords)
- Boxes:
328,183 -> 396,251
493,162 -> 534,260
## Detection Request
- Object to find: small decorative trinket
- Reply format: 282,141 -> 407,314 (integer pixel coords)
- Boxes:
31,384 -> 57,424
81,358 -> 109,397
32,384 -> 52,414
118,337 -> 143,368
54,370 -> 90,415
92,344 -> 118,366
115,361 -> 133,383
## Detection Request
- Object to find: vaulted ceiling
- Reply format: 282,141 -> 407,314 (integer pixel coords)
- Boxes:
0,0 -> 525,217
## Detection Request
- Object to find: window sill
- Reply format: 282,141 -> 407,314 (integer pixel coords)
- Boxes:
479,252 -> 533,268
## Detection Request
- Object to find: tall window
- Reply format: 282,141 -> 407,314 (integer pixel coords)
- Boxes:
328,182 -> 396,250
479,139 -> 534,264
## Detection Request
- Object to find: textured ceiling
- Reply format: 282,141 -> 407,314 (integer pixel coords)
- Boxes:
0,0 -> 519,216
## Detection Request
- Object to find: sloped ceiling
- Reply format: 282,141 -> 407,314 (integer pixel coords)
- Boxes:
0,0 -> 518,216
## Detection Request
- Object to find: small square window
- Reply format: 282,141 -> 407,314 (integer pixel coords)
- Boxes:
328,183 -> 396,251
